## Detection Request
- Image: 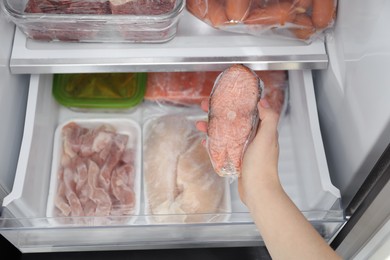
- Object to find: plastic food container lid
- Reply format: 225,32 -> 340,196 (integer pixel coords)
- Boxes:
52,73 -> 147,109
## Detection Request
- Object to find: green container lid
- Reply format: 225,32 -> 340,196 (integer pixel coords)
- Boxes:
52,73 -> 147,109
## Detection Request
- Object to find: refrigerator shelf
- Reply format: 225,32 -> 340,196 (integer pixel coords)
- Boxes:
0,70 -> 344,252
9,10 -> 328,74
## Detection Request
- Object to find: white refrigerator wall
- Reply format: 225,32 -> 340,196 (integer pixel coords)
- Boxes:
314,0 -> 390,208
0,15 -> 29,199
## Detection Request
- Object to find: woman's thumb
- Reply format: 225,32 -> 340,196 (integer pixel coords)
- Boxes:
258,99 -> 279,133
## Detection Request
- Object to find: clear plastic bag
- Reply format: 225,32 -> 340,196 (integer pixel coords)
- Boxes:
255,70 -> 288,116
144,71 -> 221,106
143,114 -> 231,223
186,0 -> 337,42
145,70 -> 288,112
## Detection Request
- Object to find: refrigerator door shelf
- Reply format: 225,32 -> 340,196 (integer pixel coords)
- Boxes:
0,70 -> 344,252
9,10 -> 328,74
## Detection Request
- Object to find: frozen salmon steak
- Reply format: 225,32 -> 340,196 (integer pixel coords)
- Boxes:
207,64 -> 263,178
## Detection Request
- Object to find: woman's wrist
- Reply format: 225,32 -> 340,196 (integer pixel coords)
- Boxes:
244,169 -> 283,211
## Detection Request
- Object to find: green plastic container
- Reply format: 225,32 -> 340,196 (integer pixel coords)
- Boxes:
52,73 -> 147,109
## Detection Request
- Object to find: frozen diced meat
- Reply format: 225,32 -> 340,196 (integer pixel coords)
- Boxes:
110,164 -> 136,215
53,122 -> 138,222
54,180 -> 72,217
63,167 -> 85,216
87,160 -> 112,216
99,134 -> 128,191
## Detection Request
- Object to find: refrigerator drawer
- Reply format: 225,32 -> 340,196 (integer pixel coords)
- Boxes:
0,70 -> 344,252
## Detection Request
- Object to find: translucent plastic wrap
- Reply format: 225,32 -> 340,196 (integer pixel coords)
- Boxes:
1,0 -> 184,42
207,64 -> 263,178
186,0 -> 337,42
47,119 -> 141,225
143,114 -> 231,224
145,70 -> 288,112
144,71 -> 221,106
255,70 -> 288,116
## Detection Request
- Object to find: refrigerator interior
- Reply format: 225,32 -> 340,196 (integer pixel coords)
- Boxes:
0,70 -> 344,252
6,0 -> 390,254
0,13 -> 29,200
314,0 -> 390,209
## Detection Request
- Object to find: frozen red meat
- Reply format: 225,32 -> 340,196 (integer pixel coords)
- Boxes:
207,65 -> 262,178
66,1 -> 111,14
109,0 -> 176,15
143,115 -> 229,223
53,122 -> 137,221
24,0 -> 110,14
24,0 -> 111,41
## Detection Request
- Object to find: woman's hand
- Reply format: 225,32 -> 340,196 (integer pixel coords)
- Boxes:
196,98 -> 281,208
238,99 -> 280,208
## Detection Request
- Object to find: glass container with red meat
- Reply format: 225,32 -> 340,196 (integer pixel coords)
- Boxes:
1,0 -> 184,42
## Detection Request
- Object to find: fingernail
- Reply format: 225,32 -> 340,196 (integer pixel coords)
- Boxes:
260,99 -> 270,108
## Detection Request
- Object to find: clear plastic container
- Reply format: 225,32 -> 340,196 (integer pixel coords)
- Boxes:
0,0 -> 185,42
52,73 -> 147,111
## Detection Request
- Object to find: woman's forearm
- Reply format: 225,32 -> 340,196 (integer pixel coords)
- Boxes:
247,174 -> 342,260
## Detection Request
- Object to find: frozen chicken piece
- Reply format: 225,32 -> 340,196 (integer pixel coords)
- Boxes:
145,71 -> 221,106
143,115 -> 229,223
53,121 -> 138,222
207,64 -> 262,178
175,137 -> 225,223
143,116 -> 192,216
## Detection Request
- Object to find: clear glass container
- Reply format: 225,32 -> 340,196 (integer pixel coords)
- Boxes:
0,0 -> 185,42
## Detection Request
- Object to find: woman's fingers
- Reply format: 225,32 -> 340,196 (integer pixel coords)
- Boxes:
255,98 -> 280,144
201,99 -> 209,112
196,121 -> 208,133
258,99 -> 279,129
195,121 -> 207,147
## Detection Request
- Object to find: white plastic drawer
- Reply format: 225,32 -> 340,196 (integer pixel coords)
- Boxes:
0,70 -> 344,252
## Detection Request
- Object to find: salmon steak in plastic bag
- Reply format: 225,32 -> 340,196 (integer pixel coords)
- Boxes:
207,64 -> 263,178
